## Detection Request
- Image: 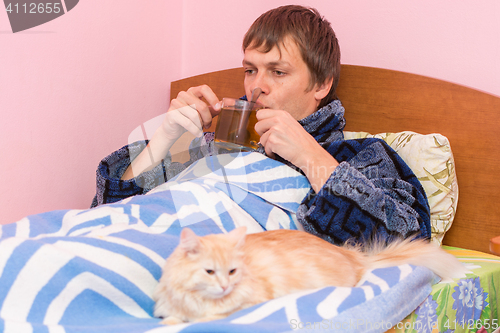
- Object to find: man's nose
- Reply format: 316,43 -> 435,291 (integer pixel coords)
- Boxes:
251,72 -> 269,95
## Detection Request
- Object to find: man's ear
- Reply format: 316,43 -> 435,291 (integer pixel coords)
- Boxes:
314,77 -> 334,101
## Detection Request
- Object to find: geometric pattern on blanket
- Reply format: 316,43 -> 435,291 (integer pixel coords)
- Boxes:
0,152 -> 435,333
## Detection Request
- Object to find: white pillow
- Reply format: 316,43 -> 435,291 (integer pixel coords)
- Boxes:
343,131 -> 458,245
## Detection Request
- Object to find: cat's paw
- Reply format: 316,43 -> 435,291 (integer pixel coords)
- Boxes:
160,316 -> 184,325
196,314 -> 228,322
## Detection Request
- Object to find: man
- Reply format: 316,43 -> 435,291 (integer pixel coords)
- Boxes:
92,5 -> 430,245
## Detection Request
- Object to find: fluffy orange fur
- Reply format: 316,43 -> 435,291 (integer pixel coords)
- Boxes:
153,227 -> 465,325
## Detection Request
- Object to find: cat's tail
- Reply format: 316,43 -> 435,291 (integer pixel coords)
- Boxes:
363,238 -> 467,280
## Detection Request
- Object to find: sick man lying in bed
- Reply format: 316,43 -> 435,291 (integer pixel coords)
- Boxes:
91,5 -> 431,245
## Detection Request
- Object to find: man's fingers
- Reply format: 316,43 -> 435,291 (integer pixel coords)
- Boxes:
258,130 -> 275,159
187,85 -> 220,110
174,91 -> 209,126
178,105 -> 202,128
186,85 -> 221,121
175,87 -> 219,128
254,116 -> 277,136
171,106 -> 203,137
255,108 -> 280,121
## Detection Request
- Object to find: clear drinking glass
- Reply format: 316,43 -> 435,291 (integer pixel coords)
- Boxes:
214,98 -> 264,151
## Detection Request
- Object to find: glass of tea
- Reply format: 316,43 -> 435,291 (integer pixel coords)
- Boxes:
214,98 -> 265,151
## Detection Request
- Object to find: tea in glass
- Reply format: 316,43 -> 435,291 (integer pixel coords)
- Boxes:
214,98 -> 264,151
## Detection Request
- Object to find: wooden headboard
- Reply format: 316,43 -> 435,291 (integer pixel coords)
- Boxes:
171,65 -> 500,254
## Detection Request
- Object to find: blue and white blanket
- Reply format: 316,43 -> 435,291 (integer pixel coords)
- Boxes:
0,152 -> 434,333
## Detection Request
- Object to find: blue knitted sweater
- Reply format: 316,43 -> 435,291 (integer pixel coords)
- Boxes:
91,100 -> 431,245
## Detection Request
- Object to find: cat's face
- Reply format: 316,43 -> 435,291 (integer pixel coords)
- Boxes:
173,227 -> 247,299
187,249 -> 244,299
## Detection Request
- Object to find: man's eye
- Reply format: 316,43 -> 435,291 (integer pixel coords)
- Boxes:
205,269 -> 215,275
245,69 -> 256,75
274,70 -> 286,76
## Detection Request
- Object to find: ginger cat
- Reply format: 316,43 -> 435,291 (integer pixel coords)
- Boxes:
153,227 -> 465,325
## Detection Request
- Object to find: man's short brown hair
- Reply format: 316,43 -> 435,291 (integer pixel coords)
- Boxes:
243,5 -> 341,109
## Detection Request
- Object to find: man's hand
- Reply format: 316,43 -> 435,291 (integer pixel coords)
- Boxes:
160,85 -> 221,141
121,85 -> 220,180
255,109 -> 339,193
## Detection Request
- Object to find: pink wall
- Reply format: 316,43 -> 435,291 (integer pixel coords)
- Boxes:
1,1 -> 499,224
181,0 -> 500,97
0,1 -> 182,223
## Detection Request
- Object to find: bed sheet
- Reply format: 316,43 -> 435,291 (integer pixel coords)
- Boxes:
0,152 -> 442,333
389,247 -> 500,333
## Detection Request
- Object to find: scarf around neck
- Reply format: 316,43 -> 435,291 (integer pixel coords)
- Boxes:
254,99 -> 346,168
255,99 -> 346,154
298,99 -> 345,144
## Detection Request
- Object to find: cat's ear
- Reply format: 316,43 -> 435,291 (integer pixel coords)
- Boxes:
228,227 -> 247,248
179,228 -> 200,254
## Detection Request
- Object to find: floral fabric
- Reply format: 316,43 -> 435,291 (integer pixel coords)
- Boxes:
389,248 -> 500,333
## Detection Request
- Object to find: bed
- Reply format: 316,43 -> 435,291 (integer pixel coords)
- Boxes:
1,65 -> 499,333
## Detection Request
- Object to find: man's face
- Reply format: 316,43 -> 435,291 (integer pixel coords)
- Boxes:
242,38 -> 322,120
